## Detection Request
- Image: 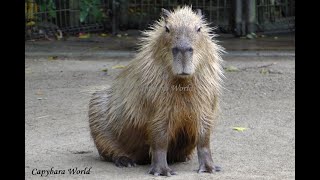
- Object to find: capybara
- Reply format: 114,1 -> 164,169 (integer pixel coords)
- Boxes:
89,6 -> 224,176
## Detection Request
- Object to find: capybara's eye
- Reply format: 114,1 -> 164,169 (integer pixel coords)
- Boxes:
165,26 -> 170,33
187,48 -> 193,52
197,27 -> 201,32
172,47 -> 179,55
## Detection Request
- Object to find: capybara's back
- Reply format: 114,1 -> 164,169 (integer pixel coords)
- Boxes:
89,6 -> 224,176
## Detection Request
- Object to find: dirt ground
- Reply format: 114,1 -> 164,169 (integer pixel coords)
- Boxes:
25,55 -> 295,180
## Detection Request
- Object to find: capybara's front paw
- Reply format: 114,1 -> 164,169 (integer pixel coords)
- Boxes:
148,165 -> 177,176
198,163 -> 221,173
113,156 -> 136,167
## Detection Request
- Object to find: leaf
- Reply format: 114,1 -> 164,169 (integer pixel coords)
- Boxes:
25,69 -> 33,74
232,127 -> 248,132
80,10 -> 89,23
36,115 -> 49,119
260,68 -> 269,74
79,34 -> 90,39
39,3 -> 46,12
35,91 -> 43,95
26,21 -> 35,26
246,34 -> 254,39
71,150 -> 92,154
91,6 -> 102,20
112,65 -> 126,69
225,66 -> 239,72
101,68 -> 108,72
48,0 -> 57,19
48,10 -> 57,19
100,33 -> 108,37
48,56 -> 58,60
38,0 -> 56,19
79,0 -> 103,23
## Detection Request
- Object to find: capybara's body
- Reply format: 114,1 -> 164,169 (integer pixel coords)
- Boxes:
89,6 -> 224,176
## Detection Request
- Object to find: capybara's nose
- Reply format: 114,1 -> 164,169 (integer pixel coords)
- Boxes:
172,46 -> 193,55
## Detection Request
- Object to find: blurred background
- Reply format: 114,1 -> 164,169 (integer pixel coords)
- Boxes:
25,0 -> 295,40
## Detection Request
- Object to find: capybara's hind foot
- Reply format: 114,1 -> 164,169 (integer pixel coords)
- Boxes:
198,164 -> 221,173
113,156 -> 137,167
148,166 -> 177,176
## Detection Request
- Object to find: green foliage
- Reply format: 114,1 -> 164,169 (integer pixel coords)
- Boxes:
38,0 -> 57,19
80,0 -> 103,23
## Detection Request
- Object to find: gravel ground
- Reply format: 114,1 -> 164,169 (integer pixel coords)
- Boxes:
25,56 -> 295,180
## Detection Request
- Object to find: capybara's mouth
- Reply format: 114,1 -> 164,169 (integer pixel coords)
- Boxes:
179,72 -> 190,75
177,72 -> 192,77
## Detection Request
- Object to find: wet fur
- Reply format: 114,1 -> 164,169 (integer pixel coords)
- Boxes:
89,6 -> 224,167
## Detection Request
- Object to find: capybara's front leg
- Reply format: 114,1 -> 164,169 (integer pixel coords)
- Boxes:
197,130 -> 221,173
148,128 -> 176,176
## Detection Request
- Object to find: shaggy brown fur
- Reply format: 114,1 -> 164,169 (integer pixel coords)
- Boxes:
89,6 -> 224,176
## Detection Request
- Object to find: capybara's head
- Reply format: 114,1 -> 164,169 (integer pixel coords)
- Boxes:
161,7 -> 208,78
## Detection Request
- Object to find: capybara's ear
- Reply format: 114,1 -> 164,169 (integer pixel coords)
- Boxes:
196,9 -> 202,17
161,8 -> 171,21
